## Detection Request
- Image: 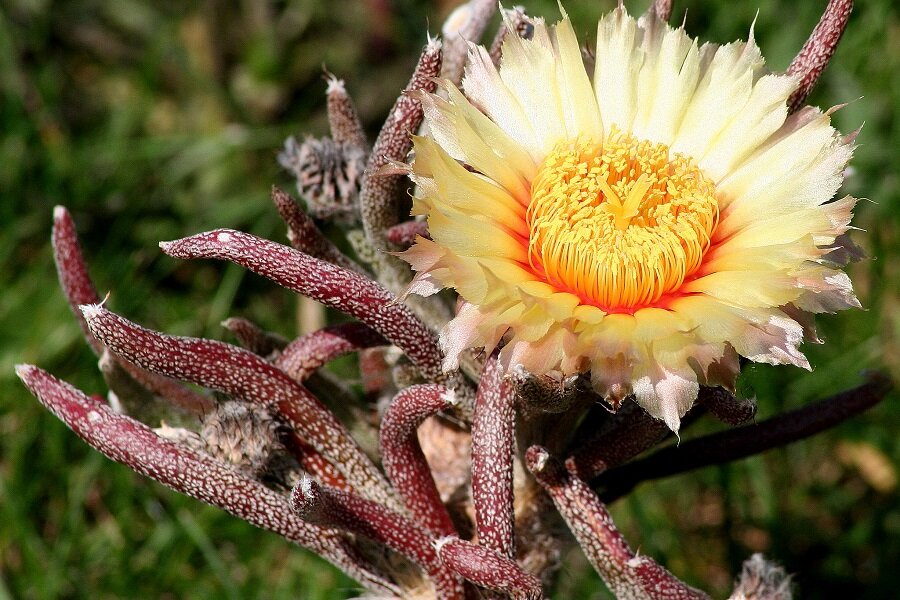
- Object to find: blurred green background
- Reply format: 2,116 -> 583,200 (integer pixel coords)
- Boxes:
1,0 -> 897,598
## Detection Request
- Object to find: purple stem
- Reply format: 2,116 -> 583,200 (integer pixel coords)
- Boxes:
386,219 -> 429,248
52,206 -> 212,414
221,316 -> 287,356
380,384 -> 458,538
565,403 -> 670,481
270,186 -> 367,275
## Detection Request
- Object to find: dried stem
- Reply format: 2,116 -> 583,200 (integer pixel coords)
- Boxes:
527,446 -> 710,600
17,365 -> 398,597
292,477 -> 466,600
381,384 -> 458,538
471,356 -> 516,558
787,0 -> 853,112
597,373 -> 892,502
160,229 -> 444,380
435,536 -> 544,600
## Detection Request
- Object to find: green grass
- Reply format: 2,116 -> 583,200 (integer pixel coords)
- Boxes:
1,0 -> 898,598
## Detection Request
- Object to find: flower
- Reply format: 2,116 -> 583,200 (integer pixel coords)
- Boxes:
400,6 -> 861,431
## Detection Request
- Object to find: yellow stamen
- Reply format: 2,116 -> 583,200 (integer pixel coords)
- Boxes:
527,131 -> 718,310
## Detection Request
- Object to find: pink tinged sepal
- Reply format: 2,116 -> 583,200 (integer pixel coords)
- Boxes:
77,304 -> 401,512
291,476 -> 466,600
434,536 -> 545,600
159,229 -> 443,381
15,365 -> 398,597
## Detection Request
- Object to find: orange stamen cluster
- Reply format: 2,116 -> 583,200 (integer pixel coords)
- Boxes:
527,131 -> 718,310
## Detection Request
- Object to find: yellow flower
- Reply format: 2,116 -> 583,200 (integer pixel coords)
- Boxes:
400,7 -> 860,431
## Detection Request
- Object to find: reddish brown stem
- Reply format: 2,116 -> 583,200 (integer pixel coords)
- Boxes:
17,365 -> 398,596
271,186 -> 367,275
160,229 -> 444,380
381,384 -> 458,537
435,536 -> 544,600
275,322 -> 387,382
386,219 -> 429,248
787,0 -> 853,112
360,38 -> 442,246
292,477 -> 465,600
79,304 -> 400,512
566,403 -> 670,481
52,206 -> 211,414
471,356 -> 516,558
596,373 -> 892,502
697,387 -> 757,426
527,446 -> 710,600
221,316 -> 288,356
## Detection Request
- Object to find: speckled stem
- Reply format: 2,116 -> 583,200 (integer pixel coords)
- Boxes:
326,75 -> 367,149
511,366 -> 581,419
435,537 -> 544,600
160,229 -> 444,381
787,0 -> 853,113
360,38 -> 441,250
489,7 -> 532,68
221,316 -> 288,356
471,356 -> 516,558
381,384 -> 458,538
565,403 -> 670,481
441,0 -> 498,85
16,365 -> 399,597
697,387 -> 757,426
52,205 -> 104,354
596,373 -> 892,502
282,432 -> 352,492
292,477 -> 466,600
52,206 -> 212,414
275,323 -> 387,382
78,304 -> 401,512
271,186 -> 367,275
386,219 -> 429,248
526,446 -> 710,600
646,0 -> 674,22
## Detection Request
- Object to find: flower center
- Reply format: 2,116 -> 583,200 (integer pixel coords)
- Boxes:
526,131 -> 718,311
